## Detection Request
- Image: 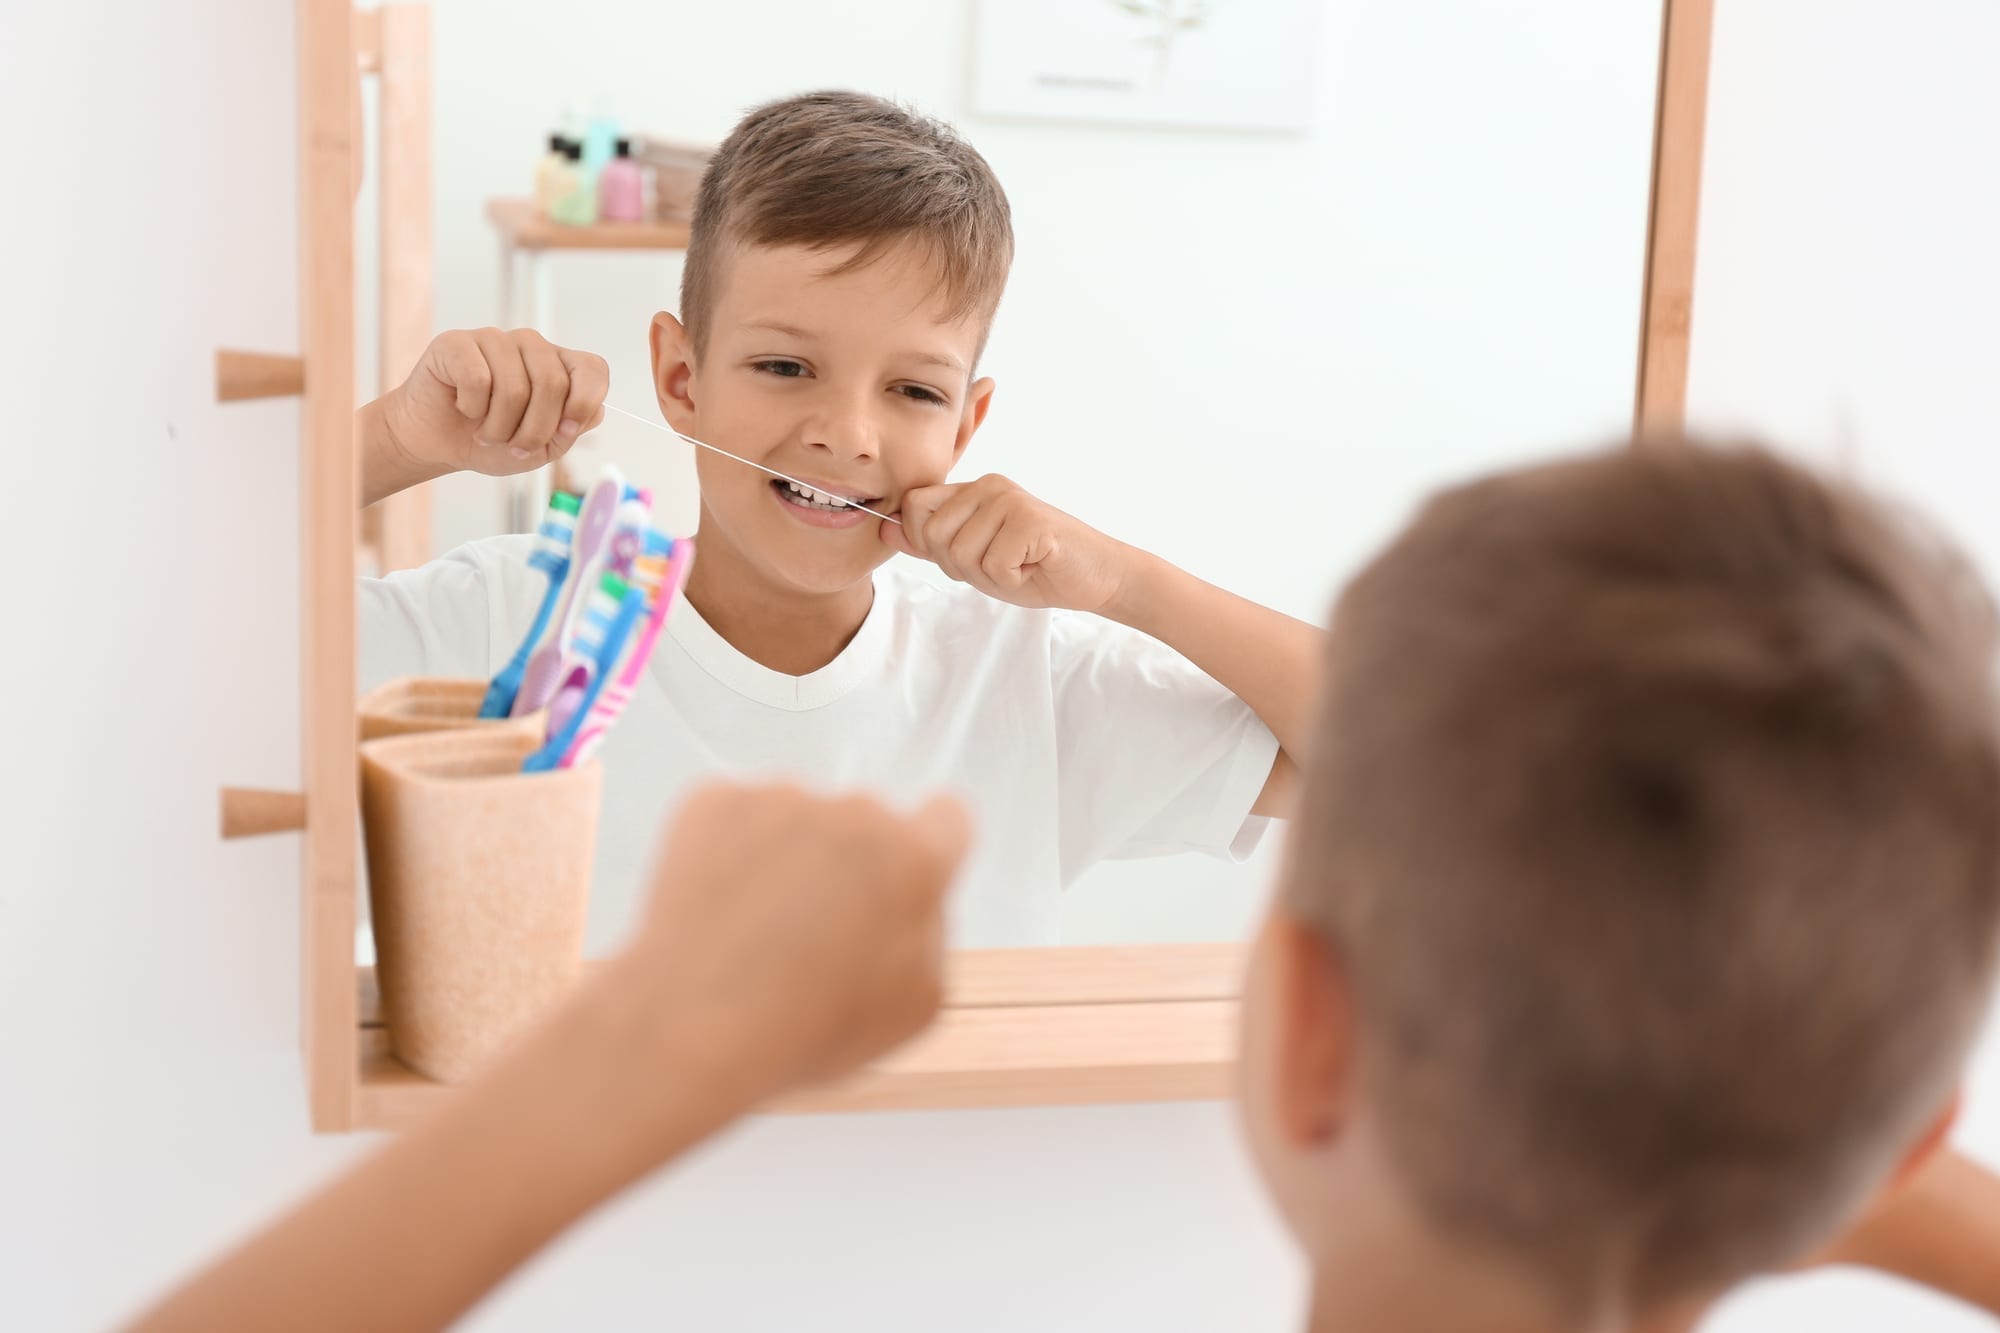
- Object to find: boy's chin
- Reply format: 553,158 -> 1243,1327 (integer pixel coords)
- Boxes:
759,538 -> 894,599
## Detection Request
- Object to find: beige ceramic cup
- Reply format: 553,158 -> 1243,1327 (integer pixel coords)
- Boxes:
359,726 -> 601,1084
357,676 -> 544,743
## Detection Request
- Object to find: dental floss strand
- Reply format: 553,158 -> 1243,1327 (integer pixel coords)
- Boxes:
600,404 -> 903,526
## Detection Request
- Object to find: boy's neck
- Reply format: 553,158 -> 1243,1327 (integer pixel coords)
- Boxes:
1304,1257 -> 1710,1333
1298,1165 -> 1712,1333
1304,1248 -> 1572,1333
682,511 -> 876,677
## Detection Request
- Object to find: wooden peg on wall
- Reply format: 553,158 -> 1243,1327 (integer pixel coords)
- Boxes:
220,787 -> 308,839
216,349 -> 306,402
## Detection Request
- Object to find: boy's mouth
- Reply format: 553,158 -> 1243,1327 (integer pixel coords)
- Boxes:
770,477 -> 883,514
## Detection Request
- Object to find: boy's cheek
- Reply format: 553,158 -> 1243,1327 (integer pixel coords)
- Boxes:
890,432 -> 966,492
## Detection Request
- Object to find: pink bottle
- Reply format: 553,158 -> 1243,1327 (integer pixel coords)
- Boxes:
598,137 -> 645,223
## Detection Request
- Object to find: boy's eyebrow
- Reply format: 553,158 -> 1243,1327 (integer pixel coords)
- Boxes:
742,319 -> 968,376
745,319 -> 818,340
904,349 -> 968,375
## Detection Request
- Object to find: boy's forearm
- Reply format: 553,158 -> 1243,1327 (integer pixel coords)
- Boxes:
1822,1147 -> 2000,1312
359,396 -> 451,510
128,964 -> 754,1333
1107,548 -> 1324,768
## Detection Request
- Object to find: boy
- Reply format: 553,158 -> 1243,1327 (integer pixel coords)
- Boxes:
142,441 -> 2000,1331
360,91 -> 1316,948
1239,442 -> 2000,1327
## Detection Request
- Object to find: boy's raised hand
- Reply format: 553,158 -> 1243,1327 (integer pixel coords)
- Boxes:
611,782 -> 972,1112
883,474 -> 1134,615
379,327 -> 608,482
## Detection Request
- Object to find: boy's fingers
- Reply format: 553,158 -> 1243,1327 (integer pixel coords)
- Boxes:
431,330 -> 494,423
557,347 -> 610,445
472,327 -> 533,447
947,502 -> 1011,591
897,485 -> 954,553
878,519 -> 914,554
912,489 -> 983,577
506,333 -> 571,456
981,516 -> 1037,590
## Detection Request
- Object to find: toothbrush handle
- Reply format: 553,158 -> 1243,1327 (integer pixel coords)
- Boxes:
480,563 -> 565,718
562,681 -> 633,769
526,588 -> 651,771
559,549 -> 687,767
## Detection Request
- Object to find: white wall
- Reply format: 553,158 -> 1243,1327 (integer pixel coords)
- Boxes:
1689,1 -> 2000,1328
10,2 -> 2000,1332
0,2 -> 381,1327
407,0 -> 1664,945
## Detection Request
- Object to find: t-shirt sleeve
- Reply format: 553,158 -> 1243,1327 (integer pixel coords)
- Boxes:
358,535 -> 532,693
1048,611 -> 1280,882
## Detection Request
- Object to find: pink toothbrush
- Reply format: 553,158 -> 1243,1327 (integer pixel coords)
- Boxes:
560,533 -> 692,768
513,466 -> 625,718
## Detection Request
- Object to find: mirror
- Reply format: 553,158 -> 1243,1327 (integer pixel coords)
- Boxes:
357,0 -> 1667,957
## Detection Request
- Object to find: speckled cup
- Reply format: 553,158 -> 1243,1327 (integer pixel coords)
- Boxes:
359,726 -> 601,1084
357,676 -> 544,743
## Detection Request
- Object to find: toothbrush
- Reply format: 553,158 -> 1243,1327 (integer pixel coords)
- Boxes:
513,466 -> 625,718
561,532 -> 692,769
524,571 -> 649,773
478,490 -> 583,718
543,569 -> 632,739
605,489 -> 654,580
531,489 -> 651,733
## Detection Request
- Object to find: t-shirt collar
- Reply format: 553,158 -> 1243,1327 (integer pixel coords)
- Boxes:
661,577 -> 891,710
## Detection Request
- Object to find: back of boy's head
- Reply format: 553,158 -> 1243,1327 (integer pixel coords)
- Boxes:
1290,440 -> 2000,1310
680,90 -> 1013,359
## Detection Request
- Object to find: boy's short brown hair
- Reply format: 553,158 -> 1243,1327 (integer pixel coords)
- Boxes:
679,90 -> 1014,358
1291,441 -> 2000,1309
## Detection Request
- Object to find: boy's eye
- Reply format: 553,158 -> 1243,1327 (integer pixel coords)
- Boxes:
753,359 -> 810,379
897,384 -> 948,406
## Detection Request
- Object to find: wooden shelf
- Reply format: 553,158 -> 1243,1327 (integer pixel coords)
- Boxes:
486,197 -> 691,252
353,943 -> 1245,1129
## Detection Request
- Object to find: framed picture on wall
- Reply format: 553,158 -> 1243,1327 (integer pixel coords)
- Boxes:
971,0 -> 1321,132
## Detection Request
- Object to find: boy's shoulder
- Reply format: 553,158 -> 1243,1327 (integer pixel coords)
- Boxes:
359,533 -> 542,690
365,532 -> 538,593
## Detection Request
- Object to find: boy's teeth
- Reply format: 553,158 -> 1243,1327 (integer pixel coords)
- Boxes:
784,480 -> 851,509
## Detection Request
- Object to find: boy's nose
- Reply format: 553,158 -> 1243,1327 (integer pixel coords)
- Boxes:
803,401 -> 881,464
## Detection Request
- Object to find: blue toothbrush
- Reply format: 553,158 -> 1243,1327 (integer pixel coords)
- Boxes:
523,571 -> 649,772
479,490 -> 583,719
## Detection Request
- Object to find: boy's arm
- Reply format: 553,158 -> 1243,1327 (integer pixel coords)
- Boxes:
1107,550 -> 1315,816
888,475 -> 1321,816
360,327 -> 609,509
127,785 -> 969,1333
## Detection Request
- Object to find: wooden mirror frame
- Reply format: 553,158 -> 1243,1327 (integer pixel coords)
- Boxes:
217,0 -> 1712,1132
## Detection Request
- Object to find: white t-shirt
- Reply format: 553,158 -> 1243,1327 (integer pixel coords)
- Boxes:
360,535 -> 1277,950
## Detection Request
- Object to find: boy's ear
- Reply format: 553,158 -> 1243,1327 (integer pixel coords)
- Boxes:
1890,1089 -> 1961,1190
953,376 -> 996,467
1267,905 -> 1357,1150
650,311 -> 699,433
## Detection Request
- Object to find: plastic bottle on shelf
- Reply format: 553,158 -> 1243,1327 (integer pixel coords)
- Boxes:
550,141 -> 596,225
534,133 -> 569,218
582,112 -> 619,175
598,138 -> 645,223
